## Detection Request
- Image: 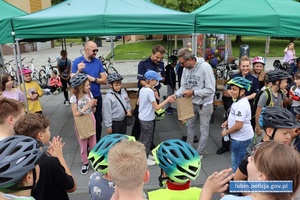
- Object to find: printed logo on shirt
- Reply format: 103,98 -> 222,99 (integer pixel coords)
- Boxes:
236,111 -> 242,117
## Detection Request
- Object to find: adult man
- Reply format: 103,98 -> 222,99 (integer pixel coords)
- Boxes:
172,48 -> 215,158
132,45 -> 166,140
71,41 -> 107,142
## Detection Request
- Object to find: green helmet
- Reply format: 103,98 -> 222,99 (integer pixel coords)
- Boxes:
88,134 -> 135,174
227,76 -> 251,91
152,139 -> 201,184
155,108 -> 166,121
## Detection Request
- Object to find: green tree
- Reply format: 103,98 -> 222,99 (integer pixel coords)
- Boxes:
151,0 -> 208,12
51,0 -> 63,5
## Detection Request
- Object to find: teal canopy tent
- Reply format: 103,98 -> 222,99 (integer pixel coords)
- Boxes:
0,1 -> 26,44
12,0 -> 195,40
193,0 -> 300,36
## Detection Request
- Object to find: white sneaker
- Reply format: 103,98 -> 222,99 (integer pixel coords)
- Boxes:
53,91 -> 59,95
148,155 -> 155,160
147,158 -> 156,166
64,101 -> 70,106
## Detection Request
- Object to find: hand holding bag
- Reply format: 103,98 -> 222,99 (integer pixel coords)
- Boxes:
113,93 -> 133,126
74,113 -> 95,139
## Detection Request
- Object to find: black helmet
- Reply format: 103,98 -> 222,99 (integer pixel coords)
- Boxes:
0,135 -> 45,189
70,73 -> 88,88
266,70 -> 292,82
107,73 -> 123,84
273,60 -> 282,70
296,57 -> 300,63
169,55 -> 178,63
259,107 -> 300,129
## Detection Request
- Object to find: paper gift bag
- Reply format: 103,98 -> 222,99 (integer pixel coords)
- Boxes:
177,97 -> 195,121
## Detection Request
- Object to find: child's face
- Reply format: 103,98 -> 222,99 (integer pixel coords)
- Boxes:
247,155 -> 262,181
5,76 -> 14,88
229,85 -> 245,99
52,73 -> 57,78
279,79 -> 288,90
41,127 -> 51,145
24,74 -> 32,82
266,127 -> 292,145
294,77 -> 300,87
83,80 -> 90,93
149,79 -> 158,87
253,63 -> 263,74
111,81 -> 122,92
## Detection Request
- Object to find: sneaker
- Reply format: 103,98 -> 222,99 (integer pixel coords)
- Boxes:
166,109 -> 172,115
53,90 -> 59,95
199,154 -> 203,159
147,158 -> 156,166
148,155 -> 155,160
168,107 -> 177,111
80,164 -> 89,175
64,100 -> 70,106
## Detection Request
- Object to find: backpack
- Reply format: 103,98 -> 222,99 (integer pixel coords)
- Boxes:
252,87 -> 284,111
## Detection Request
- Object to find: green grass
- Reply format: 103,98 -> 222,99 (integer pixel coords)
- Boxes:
55,36 -> 300,60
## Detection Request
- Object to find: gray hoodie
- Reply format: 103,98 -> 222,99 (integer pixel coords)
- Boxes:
102,88 -> 131,128
175,57 -> 215,105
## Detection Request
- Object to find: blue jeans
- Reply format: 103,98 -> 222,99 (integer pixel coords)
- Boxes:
231,138 -> 252,172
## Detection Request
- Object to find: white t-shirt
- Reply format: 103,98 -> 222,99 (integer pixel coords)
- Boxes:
228,97 -> 254,141
222,195 -> 252,200
70,92 -> 94,115
138,87 -> 156,121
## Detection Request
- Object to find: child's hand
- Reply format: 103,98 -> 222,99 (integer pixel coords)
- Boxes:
48,136 -> 65,158
107,127 -> 112,134
126,110 -> 132,116
167,96 -> 175,103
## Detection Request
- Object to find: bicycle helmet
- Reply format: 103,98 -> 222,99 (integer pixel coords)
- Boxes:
266,70 -> 292,82
227,77 -> 251,91
252,56 -> 265,65
259,107 -> 300,129
20,68 -> 32,75
152,139 -> 201,185
169,55 -> 178,63
0,135 -> 44,189
107,73 -> 123,84
296,57 -> 300,63
273,60 -> 282,70
155,108 -> 165,121
70,73 -> 88,88
88,134 -> 136,174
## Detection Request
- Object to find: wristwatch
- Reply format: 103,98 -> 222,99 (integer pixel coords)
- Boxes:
93,78 -> 97,82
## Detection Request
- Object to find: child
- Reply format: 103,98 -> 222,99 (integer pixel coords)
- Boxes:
88,134 -> 136,200
234,106 -> 300,181
255,69 -> 291,135
70,73 -> 97,175
138,70 -> 174,166
200,141 -> 300,200
57,50 -> 72,105
0,135 -> 45,200
49,70 -> 62,95
14,113 -> 76,200
103,73 -> 131,134
0,97 -> 25,139
108,140 -> 149,200
149,139 -> 202,200
221,77 -> 253,172
164,55 -> 177,115
0,72 -> 25,101
19,68 -> 44,114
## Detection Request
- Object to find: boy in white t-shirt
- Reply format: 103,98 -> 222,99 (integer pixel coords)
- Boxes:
138,70 -> 174,165
221,77 -> 254,172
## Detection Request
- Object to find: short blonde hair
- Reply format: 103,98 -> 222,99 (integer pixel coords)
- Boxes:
108,140 -> 147,190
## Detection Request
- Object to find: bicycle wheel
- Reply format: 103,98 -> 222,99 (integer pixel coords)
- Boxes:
216,69 -> 223,79
39,69 -> 48,85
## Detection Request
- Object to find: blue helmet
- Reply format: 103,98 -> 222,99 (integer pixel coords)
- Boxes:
227,77 -> 251,91
88,134 -> 135,173
152,139 -> 201,184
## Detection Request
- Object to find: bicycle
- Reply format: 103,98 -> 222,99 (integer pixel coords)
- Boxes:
4,57 -> 27,84
39,57 -> 57,86
215,58 -> 238,80
99,54 -> 118,75
24,57 -> 40,81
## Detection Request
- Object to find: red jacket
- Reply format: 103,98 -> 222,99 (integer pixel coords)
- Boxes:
49,77 -> 62,87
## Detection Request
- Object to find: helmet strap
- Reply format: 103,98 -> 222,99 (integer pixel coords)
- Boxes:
270,128 -> 277,140
158,169 -> 170,187
10,168 -> 37,191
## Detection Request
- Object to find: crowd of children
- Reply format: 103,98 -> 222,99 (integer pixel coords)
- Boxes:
2,44 -> 300,200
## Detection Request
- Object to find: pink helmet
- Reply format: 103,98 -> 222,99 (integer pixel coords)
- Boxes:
252,56 -> 265,65
20,68 -> 32,75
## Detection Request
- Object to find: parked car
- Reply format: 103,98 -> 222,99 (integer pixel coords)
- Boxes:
105,36 -> 118,42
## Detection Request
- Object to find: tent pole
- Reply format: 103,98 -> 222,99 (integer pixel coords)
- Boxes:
264,36 -> 270,64
12,43 -> 20,84
174,35 -> 177,52
16,39 -> 29,113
